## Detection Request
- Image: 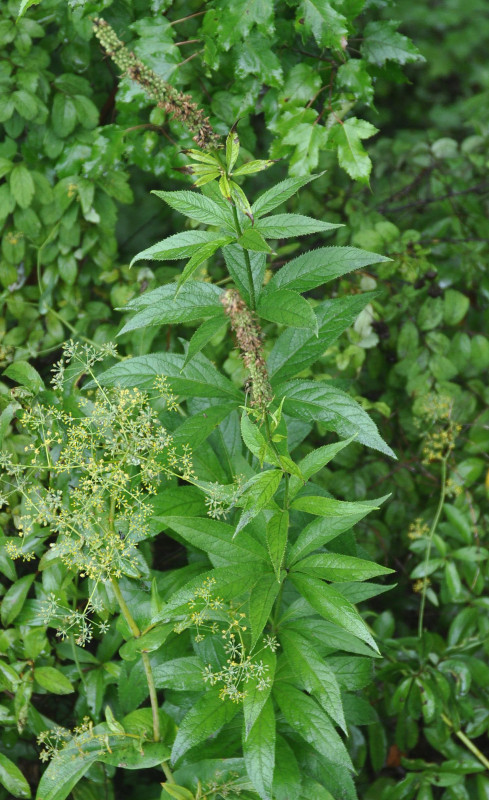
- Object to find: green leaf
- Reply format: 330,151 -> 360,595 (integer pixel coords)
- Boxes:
178,240 -> 232,288
152,190 -> 234,231
34,666 -> 75,695
9,165 -> 34,209
268,293 -> 377,383
35,746 -> 99,800
299,0 -> 348,49
256,213 -> 341,239
290,495 -> 382,518
273,735 -> 301,800
172,402 -> 237,448
4,360 -> 44,393
72,95 -> 99,130
226,128 -> 240,173
282,120 -> 329,175
328,118 -> 378,184
171,688 -> 238,764
156,516 -> 267,564
233,159 -> 276,176
280,628 -> 345,732
117,282 -> 224,334
1,574 -> 35,627
258,288 -> 317,331
274,682 -> 353,768
243,648 -> 276,738
289,572 -> 379,651
243,697 -> 275,800
276,380 -> 395,457
130,231 -> 227,267
238,228 -> 272,253
12,90 -> 37,121
52,94 -> 77,138
252,174 -> 319,218
223,244 -> 267,306
249,571 -> 284,647
0,752 -> 31,798
292,553 -> 394,582
235,32 -> 283,88
266,511 -> 289,579
269,246 -> 388,292
152,657 -> 206,691
17,0 -> 41,18
361,20 -> 425,66
289,438 -> 355,498
287,499 -> 385,565
337,59 -> 374,105
236,470 -> 283,534
97,352 -> 242,400
443,289 -> 470,325
184,316 -> 229,367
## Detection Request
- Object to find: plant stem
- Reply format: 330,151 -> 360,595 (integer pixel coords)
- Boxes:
232,204 -> 256,310
111,578 -> 160,742
442,713 -> 489,770
161,762 -> 176,783
418,456 -> 447,638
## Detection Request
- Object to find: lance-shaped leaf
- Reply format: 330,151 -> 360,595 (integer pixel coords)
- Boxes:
266,510 -> 289,579
290,495 -> 382,517
256,213 -> 341,239
171,688 -> 239,764
249,571 -> 284,647
184,316 -> 229,368
155,516 -> 268,564
97,352 -> 242,400
0,752 -> 31,799
280,628 -> 346,732
223,244 -> 267,306
238,227 -> 272,253
275,379 -> 395,457
152,189 -> 235,230
117,282 -> 224,334
178,239 -> 233,288
288,438 -> 355,498
289,572 -> 379,651
258,288 -> 317,331
269,246 -> 389,293
235,470 -> 283,535
252,174 -> 319,218
292,553 -> 394,582
244,648 -> 276,738
172,403 -> 238,448
274,682 -> 353,768
152,657 -> 206,692
268,293 -> 378,383
130,230 -> 226,266
243,697 -> 275,800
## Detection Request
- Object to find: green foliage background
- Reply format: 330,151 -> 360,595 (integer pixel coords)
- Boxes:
1,0 -> 489,799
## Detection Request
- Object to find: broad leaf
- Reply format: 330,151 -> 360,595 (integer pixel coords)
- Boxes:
292,553 -> 394,582
328,118 -> 378,184
152,657 -> 206,691
243,697 -> 275,800
35,747 -> 99,800
118,282 -> 224,334
289,572 -> 378,651
256,213 -> 341,239
152,189 -> 235,230
34,666 -> 74,695
274,682 -> 352,768
362,20 -> 425,66
268,293 -> 377,383
0,752 -> 31,798
156,516 -> 268,564
97,353 -> 242,400
275,380 -> 396,457
258,288 -> 317,331
130,231 -> 226,266
299,0 -> 348,49
10,164 -> 34,209
4,360 -> 44,393
172,403 -> 238,448
251,174 -> 319,218
171,688 -> 238,763
269,247 -> 389,292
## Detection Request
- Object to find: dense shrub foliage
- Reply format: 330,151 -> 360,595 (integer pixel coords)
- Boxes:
0,1 -> 488,800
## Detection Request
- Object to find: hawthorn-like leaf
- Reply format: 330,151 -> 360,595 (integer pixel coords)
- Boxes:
299,0 -> 348,49
269,247 -> 389,292
275,379 -> 396,457
328,118 -> 378,184
235,32 -> 283,88
362,20 -> 425,66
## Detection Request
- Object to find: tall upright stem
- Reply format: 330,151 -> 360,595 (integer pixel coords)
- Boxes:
111,578 -> 160,743
232,205 -> 256,310
418,457 -> 447,638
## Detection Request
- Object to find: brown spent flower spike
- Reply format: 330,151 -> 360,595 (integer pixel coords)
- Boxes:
92,18 -> 220,150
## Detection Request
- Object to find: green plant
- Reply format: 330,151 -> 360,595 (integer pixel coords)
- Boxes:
0,129 -> 396,799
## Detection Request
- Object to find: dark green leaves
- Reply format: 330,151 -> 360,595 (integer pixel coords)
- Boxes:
269,246 -> 389,292
362,20 -> 425,66
130,231 -> 228,266
117,282 -> 224,334
243,697 -> 275,800
171,688 -> 238,763
0,752 -> 31,799
329,119 -> 378,184
257,288 -> 317,331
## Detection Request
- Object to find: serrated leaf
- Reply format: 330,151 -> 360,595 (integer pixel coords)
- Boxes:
235,32 -> 283,88
244,649 -> 276,738
226,129 -> 240,173
280,628 -> 346,732
156,516 -> 267,564
289,572 -> 379,651
152,657 -> 206,691
152,190 -> 234,230
4,360 -> 44,393
361,20 -> 425,66
252,174 -> 319,218
274,682 -> 352,768
171,688 -> 238,764
256,213 -> 341,239
275,380 -> 395,457
243,697 -> 275,800
235,470 -> 282,535
233,159 -> 275,176
34,666 -> 74,695
178,239 -> 232,288
223,244 -> 267,306
329,118 -> 378,184
299,0 -> 348,49
97,352 -> 242,401
292,553 -> 394,582
131,231 -> 226,267
269,246 -> 389,292
289,438 -> 355,498
238,228 -> 272,253
249,571 -> 284,647
9,165 -> 34,210
268,293 -> 378,383
117,282 -> 224,334
172,402 -> 238,448
184,316 -> 229,367
0,752 -> 31,798
290,495 -> 382,517
266,511 -> 289,579
258,288 -> 317,331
